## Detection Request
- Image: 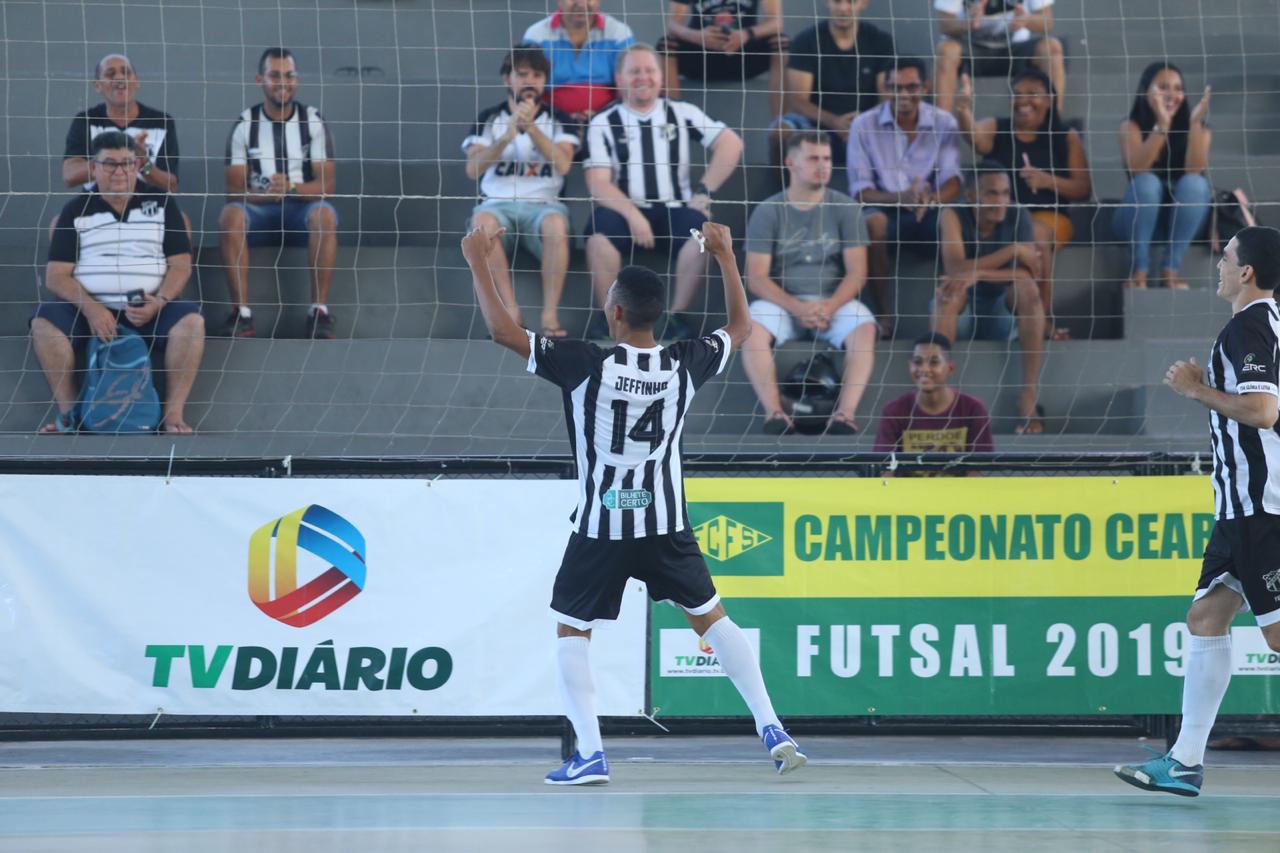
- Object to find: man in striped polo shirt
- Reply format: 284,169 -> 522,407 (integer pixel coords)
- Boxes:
32,131 -> 205,434
523,1 -> 635,124
218,47 -> 339,340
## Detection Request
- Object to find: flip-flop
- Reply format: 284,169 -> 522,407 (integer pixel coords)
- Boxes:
1014,403 -> 1046,435
37,411 -> 77,435
161,421 -> 194,435
541,325 -> 569,339
825,414 -> 859,436
762,414 -> 792,435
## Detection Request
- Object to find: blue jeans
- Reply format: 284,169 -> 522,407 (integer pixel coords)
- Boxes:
1111,172 -> 1212,275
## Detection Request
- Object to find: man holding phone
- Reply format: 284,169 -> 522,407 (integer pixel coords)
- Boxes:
31,131 -> 205,435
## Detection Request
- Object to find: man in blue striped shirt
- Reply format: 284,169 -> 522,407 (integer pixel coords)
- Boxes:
524,1 -> 635,123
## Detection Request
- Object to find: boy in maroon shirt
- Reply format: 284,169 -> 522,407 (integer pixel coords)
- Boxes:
875,333 -> 994,462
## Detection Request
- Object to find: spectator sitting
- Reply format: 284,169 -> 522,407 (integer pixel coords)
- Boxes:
1112,62 -> 1212,290
848,57 -> 962,338
740,131 -> 876,435
772,0 -> 895,171
954,67 -> 1091,339
933,0 -> 1066,114
63,54 -> 180,194
584,43 -> 744,340
463,45 -> 577,338
874,332 -> 994,471
33,131 -> 204,434
932,164 -> 1045,433
658,0 -> 788,117
218,47 -> 338,339
523,1 -> 635,127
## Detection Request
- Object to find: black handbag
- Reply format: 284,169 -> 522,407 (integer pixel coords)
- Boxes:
1207,187 -> 1256,253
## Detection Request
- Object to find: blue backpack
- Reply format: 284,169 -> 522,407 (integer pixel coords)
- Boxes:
77,326 -> 162,433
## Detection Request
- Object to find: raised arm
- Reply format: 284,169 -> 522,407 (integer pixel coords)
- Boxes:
701,128 -> 743,192
461,226 -> 531,358
700,222 -> 751,351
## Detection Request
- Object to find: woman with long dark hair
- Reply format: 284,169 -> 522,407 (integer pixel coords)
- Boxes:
955,67 -> 1091,339
1112,62 -> 1212,289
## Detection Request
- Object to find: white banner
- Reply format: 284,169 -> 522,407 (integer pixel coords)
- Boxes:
0,476 -> 646,715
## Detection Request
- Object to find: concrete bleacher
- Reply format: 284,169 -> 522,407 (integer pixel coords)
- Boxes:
0,0 -> 1275,455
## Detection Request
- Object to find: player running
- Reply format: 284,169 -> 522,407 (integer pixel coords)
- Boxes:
1115,226 -> 1280,796
461,221 -> 806,785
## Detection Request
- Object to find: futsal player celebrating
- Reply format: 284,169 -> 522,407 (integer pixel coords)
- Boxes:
461,221 -> 806,785
1115,226 -> 1280,796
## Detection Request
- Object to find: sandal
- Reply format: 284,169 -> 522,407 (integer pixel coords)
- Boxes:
1047,326 -> 1072,341
541,321 -> 569,339
762,413 -> 793,435
1014,403 -> 1046,435
825,413 -> 859,436
38,411 -> 77,435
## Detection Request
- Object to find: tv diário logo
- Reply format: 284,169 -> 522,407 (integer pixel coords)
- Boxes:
249,504 -> 367,627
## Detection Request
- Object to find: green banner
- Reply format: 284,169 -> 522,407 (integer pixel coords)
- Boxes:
652,599 -> 1280,716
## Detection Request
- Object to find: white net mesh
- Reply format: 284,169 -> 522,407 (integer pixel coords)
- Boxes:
0,0 -> 1276,460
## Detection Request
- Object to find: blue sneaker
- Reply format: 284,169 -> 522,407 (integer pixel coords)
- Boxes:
1114,751 -> 1203,797
545,750 -> 609,786
761,724 -> 807,775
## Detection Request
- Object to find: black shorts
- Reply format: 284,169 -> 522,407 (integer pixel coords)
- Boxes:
550,528 -> 720,629
1195,513 -> 1280,627
940,36 -> 1045,79
660,34 -> 786,82
585,204 -> 707,260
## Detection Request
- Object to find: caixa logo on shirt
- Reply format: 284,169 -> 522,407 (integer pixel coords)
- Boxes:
1241,353 -> 1267,373
602,488 -> 652,510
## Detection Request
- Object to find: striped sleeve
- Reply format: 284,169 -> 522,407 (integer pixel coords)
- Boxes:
584,112 -> 614,170
308,108 -> 329,161
226,114 -> 250,166
673,101 -> 725,149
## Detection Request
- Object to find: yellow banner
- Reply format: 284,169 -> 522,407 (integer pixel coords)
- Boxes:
685,476 -> 1214,599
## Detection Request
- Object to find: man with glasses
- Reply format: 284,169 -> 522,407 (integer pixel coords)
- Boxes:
32,131 -> 205,435
63,54 -> 180,194
219,47 -> 338,339
848,57 -> 961,338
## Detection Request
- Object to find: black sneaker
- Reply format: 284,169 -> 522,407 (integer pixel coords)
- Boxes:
305,309 -> 336,340
662,312 -> 698,341
585,313 -> 610,340
219,309 -> 255,338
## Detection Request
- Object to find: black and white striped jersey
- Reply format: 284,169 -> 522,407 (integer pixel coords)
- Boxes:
225,102 -> 333,189
526,328 -> 732,539
585,98 -> 727,205
47,183 -> 191,309
64,103 -> 179,184
1207,297 -> 1280,519
461,102 -> 579,202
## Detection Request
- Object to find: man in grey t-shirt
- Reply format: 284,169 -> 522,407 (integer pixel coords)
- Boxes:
742,131 -> 878,435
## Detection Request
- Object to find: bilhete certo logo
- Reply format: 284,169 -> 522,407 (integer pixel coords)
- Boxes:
248,505 -> 366,627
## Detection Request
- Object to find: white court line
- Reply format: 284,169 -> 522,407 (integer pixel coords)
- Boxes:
1,827 -> 1278,839
1,790 -> 1278,800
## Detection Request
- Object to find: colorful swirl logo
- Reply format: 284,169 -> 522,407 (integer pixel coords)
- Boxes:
248,505 -> 366,627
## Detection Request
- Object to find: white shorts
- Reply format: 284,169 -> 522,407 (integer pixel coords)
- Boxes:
749,298 -> 876,348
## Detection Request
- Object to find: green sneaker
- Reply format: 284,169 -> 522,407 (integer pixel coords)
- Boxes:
1114,751 -> 1203,797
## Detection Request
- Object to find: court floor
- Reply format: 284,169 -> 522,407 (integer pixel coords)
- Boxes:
2,735 -> 1278,852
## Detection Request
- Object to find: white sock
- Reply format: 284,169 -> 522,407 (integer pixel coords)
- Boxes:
310,303 -> 328,316
238,305 -> 252,319
702,617 -> 782,736
1170,633 -> 1233,767
556,636 -> 602,757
